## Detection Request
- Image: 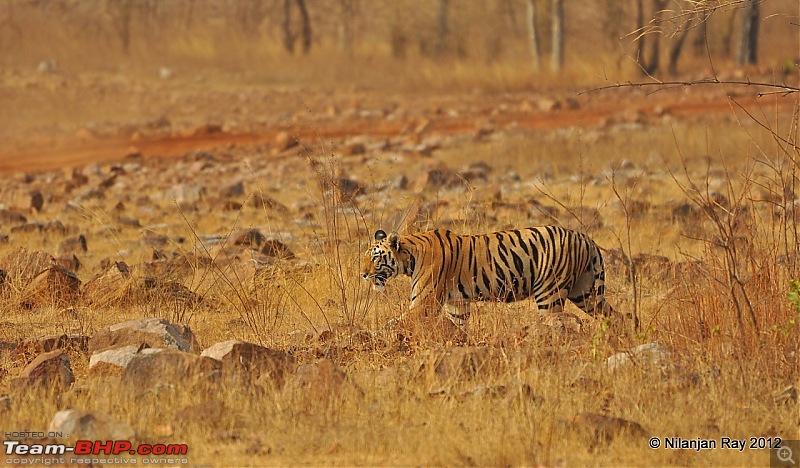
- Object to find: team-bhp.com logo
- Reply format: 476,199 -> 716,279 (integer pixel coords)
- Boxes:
5,439 -> 188,463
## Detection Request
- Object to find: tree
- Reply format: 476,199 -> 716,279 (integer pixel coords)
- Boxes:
736,0 -> 759,66
282,0 -> 312,55
527,0 -> 541,71
550,0 -> 563,72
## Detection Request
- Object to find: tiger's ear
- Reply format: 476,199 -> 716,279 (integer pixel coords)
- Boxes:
374,230 -> 387,241
388,232 -> 400,251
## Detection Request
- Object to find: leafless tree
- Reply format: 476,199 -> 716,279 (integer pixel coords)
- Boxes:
282,0 -> 312,55
435,0 -> 450,57
550,0 -> 564,72
527,0 -> 541,71
338,0 -> 356,57
736,0 -> 760,66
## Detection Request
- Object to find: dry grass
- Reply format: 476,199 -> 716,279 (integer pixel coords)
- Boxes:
2,108 -> 800,465
1,2 -> 800,466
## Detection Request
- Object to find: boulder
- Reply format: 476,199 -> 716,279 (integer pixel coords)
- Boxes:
10,350 -> 74,394
49,409 -> 134,440
88,317 -> 199,354
12,334 -> 89,364
82,261 -> 133,306
120,349 -> 222,392
89,344 -> 165,377
19,264 -> 81,309
606,342 -> 672,373
201,340 -> 296,388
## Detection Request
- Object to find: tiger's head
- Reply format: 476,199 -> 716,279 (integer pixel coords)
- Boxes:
362,229 -> 404,291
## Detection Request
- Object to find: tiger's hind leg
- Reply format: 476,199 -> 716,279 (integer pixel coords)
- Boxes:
567,267 -> 638,336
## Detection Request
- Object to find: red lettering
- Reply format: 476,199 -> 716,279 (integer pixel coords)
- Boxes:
74,441 -> 92,455
112,441 -> 131,455
93,441 -> 113,455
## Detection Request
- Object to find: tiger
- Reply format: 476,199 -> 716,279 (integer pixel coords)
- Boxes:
361,226 -> 625,339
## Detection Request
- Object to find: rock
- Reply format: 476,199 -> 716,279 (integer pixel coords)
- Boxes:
89,344 -> 165,377
334,177 -> 365,202
164,183 -> 206,204
412,166 -> 464,192
220,180 -> 245,198
11,189 -> 44,212
606,342 -> 672,373
231,228 -> 265,248
0,209 -> 26,224
249,192 -> 289,212
261,239 -> 294,259
10,350 -> 74,394
82,261 -> 133,307
0,247 -> 55,286
340,142 -> 367,156
12,334 -> 89,364
55,254 -> 81,272
201,340 -> 296,388
284,359 -> 363,400
88,317 -> 199,354
49,409 -> 134,440
20,264 -> 81,309
57,234 -> 87,255
139,277 -> 202,308
274,131 -> 299,151
571,412 -> 648,443
120,349 -> 222,393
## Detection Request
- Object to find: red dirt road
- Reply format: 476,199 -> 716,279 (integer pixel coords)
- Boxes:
0,90 -> 793,174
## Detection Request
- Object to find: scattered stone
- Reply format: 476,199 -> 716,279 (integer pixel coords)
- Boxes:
201,340 -> 297,388
57,234 -> 88,255
20,264 -> 81,309
12,334 -> 89,364
606,342 -> 672,373
55,254 -> 81,272
89,344 -> 164,377
0,209 -> 26,224
49,409 -> 135,440
412,166 -> 464,192
261,239 -> 295,259
220,180 -> 245,198
333,177 -> 365,203
274,131 -> 299,151
82,261 -> 133,307
231,228 -> 265,248
10,350 -> 74,394
88,317 -> 199,354
120,349 -> 222,392
249,192 -> 289,212
0,247 -> 54,286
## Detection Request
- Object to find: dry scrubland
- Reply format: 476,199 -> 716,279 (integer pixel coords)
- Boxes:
1,88 -> 800,465
1,1 -> 800,467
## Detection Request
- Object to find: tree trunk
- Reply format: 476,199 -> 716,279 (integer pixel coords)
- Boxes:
282,0 -> 295,53
668,17 -> 692,75
296,0 -> 312,54
435,0 -> 450,57
338,0 -> 355,57
550,0 -> 563,72
736,0 -> 759,66
635,0 -> 645,67
526,0 -> 540,71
